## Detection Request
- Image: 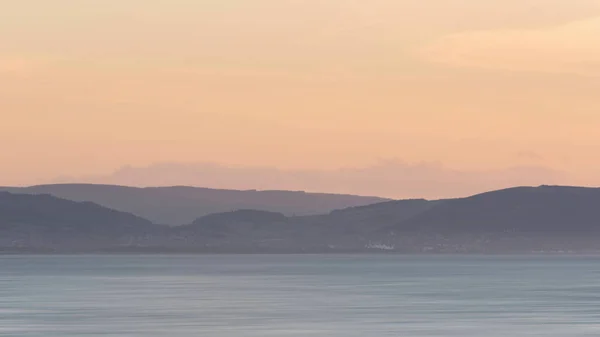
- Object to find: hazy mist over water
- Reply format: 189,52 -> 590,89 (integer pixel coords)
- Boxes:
1,254 -> 600,336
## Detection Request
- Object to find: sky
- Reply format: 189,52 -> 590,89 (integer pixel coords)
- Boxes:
2,0 -> 600,197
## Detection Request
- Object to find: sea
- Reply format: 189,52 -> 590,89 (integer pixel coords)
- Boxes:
1,254 -> 600,336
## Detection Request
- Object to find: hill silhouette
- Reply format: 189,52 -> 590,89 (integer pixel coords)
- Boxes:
0,184 -> 387,225
3,185 -> 600,253
388,186 -> 600,234
169,200 -> 440,251
0,192 -> 163,250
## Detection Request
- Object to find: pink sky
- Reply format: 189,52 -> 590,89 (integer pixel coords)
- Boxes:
2,0 -> 600,196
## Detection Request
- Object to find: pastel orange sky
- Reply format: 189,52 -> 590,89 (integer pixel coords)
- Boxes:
2,0 -> 600,196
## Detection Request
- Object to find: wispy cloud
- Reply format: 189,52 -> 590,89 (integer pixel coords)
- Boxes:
418,16 -> 600,76
47,160 -> 571,200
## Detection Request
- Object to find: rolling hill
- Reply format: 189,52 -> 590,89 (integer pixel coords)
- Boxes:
0,184 -> 388,225
387,186 -> 600,234
0,192 -> 164,250
3,185 -> 600,253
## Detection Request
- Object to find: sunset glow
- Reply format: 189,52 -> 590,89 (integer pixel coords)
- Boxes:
2,0 -> 600,196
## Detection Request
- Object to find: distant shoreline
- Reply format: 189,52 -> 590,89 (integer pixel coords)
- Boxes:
2,249 -> 600,256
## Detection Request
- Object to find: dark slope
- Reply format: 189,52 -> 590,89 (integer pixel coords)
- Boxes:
191,209 -> 287,225
319,199 -> 438,234
169,200 -> 439,251
183,210 -> 288,235
387,186 -> 600,234
0,184 -> 388,225
171,210 -> 297,251
0,192 -> 163,249
281,199 -> 439,247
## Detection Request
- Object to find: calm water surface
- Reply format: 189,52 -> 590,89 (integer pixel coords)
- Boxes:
1,254 -> 600,336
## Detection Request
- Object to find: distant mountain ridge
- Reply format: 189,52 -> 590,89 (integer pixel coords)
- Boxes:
3,185 -> 600,253
0,184 -> 388,225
